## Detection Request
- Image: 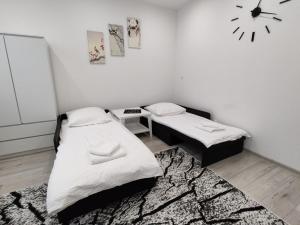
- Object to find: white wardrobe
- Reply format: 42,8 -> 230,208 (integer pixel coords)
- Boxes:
0,34 -> 57,156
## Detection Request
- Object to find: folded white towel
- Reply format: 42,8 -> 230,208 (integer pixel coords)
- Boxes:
88,148 -> 126,165
85,134 -> 121,156
89,142 -> 120,156
85,134 -> 126,165
195,124 -> 225,133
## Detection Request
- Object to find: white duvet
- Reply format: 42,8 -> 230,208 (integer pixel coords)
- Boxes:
151,112 -> 250,148
46,120 -> 163,214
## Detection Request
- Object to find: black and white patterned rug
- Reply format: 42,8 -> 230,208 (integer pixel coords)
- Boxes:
0,148 -> 286,225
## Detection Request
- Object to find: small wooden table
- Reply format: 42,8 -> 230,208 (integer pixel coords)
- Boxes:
111,108 -> 152,138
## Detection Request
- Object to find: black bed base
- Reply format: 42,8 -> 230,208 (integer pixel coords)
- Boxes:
141,106 -> 245,167
57,177 -> 156,224
53,112 -> 157,223
54,113 -> 67,152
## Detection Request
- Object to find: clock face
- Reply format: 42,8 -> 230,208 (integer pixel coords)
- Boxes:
231,0 -> 292,42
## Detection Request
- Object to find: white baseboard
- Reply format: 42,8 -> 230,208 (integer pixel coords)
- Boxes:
0,146 -> 54,160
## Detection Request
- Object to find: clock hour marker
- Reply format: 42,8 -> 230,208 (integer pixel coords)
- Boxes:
231,17 -> 239,22
239,32 -> 245,40
233,27 -> 240,34
273,17 -> 282,21
280,0 -> 291,4
236,5 -> 243,8
251,32 -> 255,42
265,25 -> 270,33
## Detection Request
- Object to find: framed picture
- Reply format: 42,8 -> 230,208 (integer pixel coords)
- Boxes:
108,24 -> 125,56
87,31 -> 105,64
127,17 -> 141,49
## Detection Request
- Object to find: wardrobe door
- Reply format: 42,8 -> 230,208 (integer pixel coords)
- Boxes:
4,35 -> 57,123
0,35 -> 21,126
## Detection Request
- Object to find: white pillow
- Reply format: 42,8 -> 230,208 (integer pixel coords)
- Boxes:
145,103 -> 186,116
67,107 -> 111,127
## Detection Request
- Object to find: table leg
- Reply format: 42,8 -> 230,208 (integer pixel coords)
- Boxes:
148,116 -> 153,138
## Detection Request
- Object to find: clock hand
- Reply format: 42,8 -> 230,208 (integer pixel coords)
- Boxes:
260,11 -> 277,15
256,0 -> 262,7
251,0 -> 263,18
257,15 -> 282,22
250,10 -> 276,14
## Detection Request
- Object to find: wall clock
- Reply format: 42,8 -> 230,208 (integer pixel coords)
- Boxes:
231,0 -> 292,42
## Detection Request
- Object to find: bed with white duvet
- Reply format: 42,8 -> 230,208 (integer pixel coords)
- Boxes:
151,112 -> 250,148
145,103 -> 250,148
47,108 -> 162,215
142,103 -> 250,167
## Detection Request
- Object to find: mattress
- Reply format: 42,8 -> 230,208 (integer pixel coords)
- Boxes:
151,112 -> 250,148
46,119 -> 163,214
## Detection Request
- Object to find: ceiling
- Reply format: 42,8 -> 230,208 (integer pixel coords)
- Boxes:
140,0 -> 191,10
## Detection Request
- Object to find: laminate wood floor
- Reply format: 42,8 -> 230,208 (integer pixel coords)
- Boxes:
0,134 -> 299,224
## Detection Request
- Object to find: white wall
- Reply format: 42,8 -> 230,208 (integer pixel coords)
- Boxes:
0,0 -> 176,113
1,0 -> 299,171
175,0 -> 300,171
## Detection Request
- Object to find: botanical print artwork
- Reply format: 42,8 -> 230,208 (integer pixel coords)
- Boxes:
87,31 -> 105,64
108,24 -> 125,56
127,17 -> 141,48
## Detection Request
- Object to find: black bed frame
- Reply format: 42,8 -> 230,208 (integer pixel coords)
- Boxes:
140,106 -> 245,167
53,112 -> 156,224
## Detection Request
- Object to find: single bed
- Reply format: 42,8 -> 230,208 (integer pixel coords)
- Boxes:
141,105 -> 249,167
49,111 -> 162,223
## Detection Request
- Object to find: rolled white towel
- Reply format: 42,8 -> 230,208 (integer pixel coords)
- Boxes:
195,124 -> 225,133
88,148 -> 126,165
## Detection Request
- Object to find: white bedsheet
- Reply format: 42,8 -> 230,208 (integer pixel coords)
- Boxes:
151,113 -> 250,148
46,120 -> 163,214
